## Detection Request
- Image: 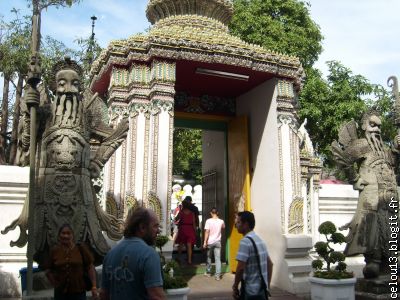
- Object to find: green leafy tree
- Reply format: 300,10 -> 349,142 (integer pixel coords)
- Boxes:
74,35 -> 103,86
230,0 -> 323,69
173,128 -> 202,184
0,1 -> 83,164
230,0 -> 395,175
299,61 -> 393,168
0,10 -> 31,164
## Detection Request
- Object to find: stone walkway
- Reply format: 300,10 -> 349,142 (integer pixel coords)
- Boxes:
187,273 -> 304,299
1,273 -> 304,300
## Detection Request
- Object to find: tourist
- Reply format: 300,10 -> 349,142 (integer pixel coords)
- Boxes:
100,208 -> 165,300
203,207 -> 225,280
175,199 -> 196,264
184,196 -> 201,247
184,196 -> 199,228
232,211 -> 273,300
45,224 -> 98,300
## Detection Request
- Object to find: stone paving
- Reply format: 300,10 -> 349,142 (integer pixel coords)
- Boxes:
187,273 -> 304,300
0,271 -> 305,300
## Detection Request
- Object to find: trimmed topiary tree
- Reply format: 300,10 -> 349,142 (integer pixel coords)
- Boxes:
312,221 -> 354,279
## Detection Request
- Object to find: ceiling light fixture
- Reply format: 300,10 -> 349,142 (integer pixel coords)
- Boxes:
195,68 -> 249,81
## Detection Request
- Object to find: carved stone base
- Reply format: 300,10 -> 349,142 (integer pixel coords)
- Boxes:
355,276 -> 393,300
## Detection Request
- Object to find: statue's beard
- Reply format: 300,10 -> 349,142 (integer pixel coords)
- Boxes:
52,93 -> 82,126
366,131 -> 385,158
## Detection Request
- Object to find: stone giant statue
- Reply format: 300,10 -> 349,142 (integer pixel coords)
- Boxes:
331,110 -> 399,279
2,57 -> 129,266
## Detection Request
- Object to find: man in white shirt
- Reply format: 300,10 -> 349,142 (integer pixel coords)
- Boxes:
203,207 -> 225,280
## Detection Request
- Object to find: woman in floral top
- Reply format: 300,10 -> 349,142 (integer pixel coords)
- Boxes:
45,224 -> 98,300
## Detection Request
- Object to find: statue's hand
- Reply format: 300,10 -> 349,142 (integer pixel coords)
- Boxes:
25,86 -> 40,108
339,222 -> 350,231
89,161 -> 102,179
353,178 -> 368,191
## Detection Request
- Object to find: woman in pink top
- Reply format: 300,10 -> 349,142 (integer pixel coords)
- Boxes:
203,207 -> 225,280
175,200 -> 196,264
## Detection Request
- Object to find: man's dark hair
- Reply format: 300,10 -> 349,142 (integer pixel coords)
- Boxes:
237,211 -> 255,230
124,207 -> 152,238
182,199 -> 191,209
210,207 -> 218,215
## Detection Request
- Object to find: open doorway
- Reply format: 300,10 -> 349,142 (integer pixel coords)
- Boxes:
171,119 -> 228,267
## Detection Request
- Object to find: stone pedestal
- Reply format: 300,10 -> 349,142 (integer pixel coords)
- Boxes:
355,276 -> 393,299
276,234 -> 313,297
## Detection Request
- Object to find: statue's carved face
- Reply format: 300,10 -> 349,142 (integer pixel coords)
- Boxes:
56,69 -> 81,96
364,115 -> 381,136
52,69 -> 83,126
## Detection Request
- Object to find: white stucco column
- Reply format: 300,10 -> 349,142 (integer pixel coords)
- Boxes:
146,60 -> 176,232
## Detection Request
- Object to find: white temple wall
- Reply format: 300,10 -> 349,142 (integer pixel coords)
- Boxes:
236,78 -> 286,286
316,183 -> 364,277
156,110 -> 172,228
317,184 -> 358,246
134,113 -> 146,202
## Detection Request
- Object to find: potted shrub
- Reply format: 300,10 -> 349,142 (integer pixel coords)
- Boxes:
309,221 -> 356,300
156,235 -> 190,300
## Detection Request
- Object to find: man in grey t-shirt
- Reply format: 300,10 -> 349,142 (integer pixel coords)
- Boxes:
100,208 -> 165,300
232,211 -> 273,299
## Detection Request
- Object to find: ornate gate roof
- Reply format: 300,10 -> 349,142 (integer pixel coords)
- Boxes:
89,0 -> 304,96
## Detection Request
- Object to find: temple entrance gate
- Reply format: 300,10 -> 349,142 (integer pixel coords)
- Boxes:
90,0 -> 320,295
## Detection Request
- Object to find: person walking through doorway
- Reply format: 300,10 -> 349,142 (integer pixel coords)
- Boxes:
232,211 -> 273,300
175,199 -> 196,264
184,196 -> 201,248
203,207 -> 225,280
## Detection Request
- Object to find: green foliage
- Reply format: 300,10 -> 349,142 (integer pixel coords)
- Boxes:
312,221 -> 353,279
311,259 -> 323,270
336,262 -> 347,272
318,221 -> 336,235
314,241 -> 328,256
313,270 -> 353,280
33,0 -> 82,10
173,128 -> 202,183
298,62 -> 394,170
0,10 -> 31,77
155,236 -> 188,289
74,35 -> 103,86
230,0 -> 323,69
163,273 -> 188,289
163,260 -> 179,274
329,251 -> 345,264
331,232 -> 346,244
155,235 -> 170,250
41,36 -> 79,88
162,260 -> 187,289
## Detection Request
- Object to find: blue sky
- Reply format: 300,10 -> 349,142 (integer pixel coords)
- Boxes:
1,0 -> 400,88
